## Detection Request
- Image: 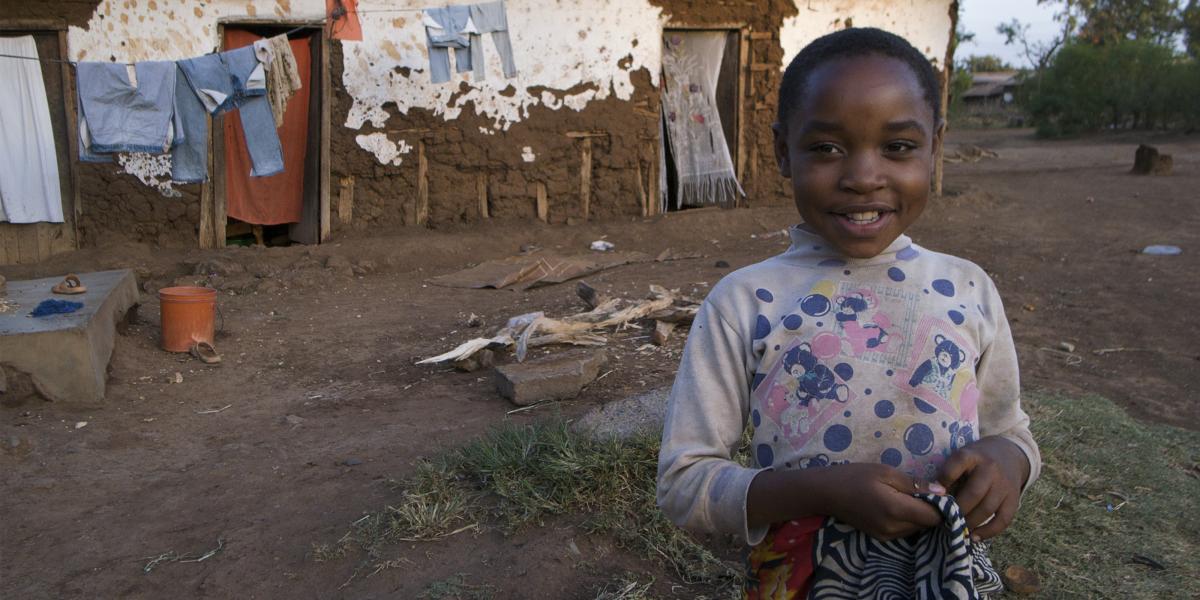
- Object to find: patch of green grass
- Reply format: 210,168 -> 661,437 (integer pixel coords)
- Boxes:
989,393 -> 1200,598
325,392 -> 1196,598
327,422 -> 740,592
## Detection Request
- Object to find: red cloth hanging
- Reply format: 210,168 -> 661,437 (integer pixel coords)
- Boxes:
222,29 -> 311,226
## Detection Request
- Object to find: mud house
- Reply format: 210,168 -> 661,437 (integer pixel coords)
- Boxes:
0,0 -> 957,265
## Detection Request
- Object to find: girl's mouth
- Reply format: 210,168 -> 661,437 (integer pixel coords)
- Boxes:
844,211 -> 882,224
830,209 -> 896,237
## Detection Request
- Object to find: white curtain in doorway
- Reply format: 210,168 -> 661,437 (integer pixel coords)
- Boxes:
660,31 -> 743,211
0,36 -> 63,223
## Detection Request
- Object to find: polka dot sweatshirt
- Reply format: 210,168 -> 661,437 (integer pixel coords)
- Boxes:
656,225 -> 1040,546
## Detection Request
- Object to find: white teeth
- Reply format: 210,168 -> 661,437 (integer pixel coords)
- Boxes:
845,211 -> 881,224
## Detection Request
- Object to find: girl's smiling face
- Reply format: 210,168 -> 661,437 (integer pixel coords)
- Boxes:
773,54 -> 944,259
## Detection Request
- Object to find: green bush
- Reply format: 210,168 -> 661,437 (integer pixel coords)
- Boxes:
1026,40 -> 1200,136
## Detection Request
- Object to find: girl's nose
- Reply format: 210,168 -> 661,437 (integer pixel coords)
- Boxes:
838,153 -> 886,195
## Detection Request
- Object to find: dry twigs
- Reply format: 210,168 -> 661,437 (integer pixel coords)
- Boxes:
142,538 -> 225,574
417,283 -> 699,365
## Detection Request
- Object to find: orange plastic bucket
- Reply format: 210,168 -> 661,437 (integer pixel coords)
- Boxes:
159,286 -> 217,352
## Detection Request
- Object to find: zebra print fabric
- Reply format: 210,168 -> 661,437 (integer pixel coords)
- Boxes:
807,493 -> 1003,599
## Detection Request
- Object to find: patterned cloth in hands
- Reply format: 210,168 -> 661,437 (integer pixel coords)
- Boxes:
746,493 -> 1003,599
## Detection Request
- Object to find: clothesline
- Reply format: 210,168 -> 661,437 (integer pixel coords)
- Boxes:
0,24 -> 312,66
0,4 -> 496,66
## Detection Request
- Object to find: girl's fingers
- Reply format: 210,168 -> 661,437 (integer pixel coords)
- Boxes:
891,493 -> 943,529
964,487 -> 1005,530
971,495 -> 1018,540
951,468 -> 993,516
938,450 -> 979,490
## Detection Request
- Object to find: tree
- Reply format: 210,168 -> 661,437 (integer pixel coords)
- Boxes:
1184,0 -> 1200,56
1040,0 -> 1183,45
998,18 -> 1067,71
962,54 -> 1013,72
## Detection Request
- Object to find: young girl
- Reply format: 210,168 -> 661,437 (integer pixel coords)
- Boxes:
656,28 -> 1039,597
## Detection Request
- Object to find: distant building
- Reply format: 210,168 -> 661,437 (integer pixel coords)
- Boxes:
962,71 -> 1021,108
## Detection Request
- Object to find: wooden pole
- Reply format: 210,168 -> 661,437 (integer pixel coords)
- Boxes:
648,141 -> 661,216
319,28 -> 332,242
536,182 -> 548,222
476,172 -> 489,219
338,176 -> 354,225
580,138 -> 592,221
636,156 -> 648,217
416,140 -> 429,226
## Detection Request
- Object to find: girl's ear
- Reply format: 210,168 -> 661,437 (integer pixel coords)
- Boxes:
772,122 -> 792,178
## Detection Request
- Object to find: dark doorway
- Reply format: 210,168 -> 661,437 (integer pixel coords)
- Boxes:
216,24 -> 323,247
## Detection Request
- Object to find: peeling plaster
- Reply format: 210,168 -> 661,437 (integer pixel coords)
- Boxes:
117,153 -> 182,198
341,0 -> 666,134
354,132 -> 410,166
521,146 -> 535,162
781,0 -> 952,68
68,0 -> 325,62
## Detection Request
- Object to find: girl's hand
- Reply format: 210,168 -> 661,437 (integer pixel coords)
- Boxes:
937,436 -> 1031,541
823,463 -> 946,540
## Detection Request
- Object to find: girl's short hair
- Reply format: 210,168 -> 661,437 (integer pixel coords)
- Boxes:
777,27 -> 942,128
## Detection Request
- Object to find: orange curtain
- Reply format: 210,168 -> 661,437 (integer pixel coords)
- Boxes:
327,0 -> 363,41
222,29 -> 311,226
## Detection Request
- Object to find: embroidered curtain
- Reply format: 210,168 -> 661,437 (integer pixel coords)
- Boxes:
660,31 -> 743,211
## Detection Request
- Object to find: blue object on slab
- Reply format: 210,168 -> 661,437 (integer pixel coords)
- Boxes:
30,299 -> 84,317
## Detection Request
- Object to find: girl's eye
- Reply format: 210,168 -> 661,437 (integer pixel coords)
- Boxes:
885,141 -> 917,153
810,143 -> 841,155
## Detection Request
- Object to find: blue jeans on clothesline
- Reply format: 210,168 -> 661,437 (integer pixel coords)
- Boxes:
425,5 -> 475,84
469,0 -> 518,81
174,46 -> 283,182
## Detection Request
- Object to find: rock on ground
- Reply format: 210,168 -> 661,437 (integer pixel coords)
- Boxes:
573,386 -> 671,441
493,349 -> 607,406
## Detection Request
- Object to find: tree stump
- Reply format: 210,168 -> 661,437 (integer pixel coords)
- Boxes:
1132,144 -> 1173,175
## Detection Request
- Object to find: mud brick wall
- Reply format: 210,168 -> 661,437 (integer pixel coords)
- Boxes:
331,65 -> 663,228
10,0 -> 952,248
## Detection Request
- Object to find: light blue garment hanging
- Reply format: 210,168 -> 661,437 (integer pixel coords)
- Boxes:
174,46 -> 283,180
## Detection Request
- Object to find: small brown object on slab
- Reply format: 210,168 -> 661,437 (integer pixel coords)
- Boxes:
52,274 -> 87,295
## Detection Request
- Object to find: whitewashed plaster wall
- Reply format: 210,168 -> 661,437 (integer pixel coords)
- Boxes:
341,0 -> 667,153
68,0 -> 327,61
780,0 -> 953,67
64,0 -> 955,173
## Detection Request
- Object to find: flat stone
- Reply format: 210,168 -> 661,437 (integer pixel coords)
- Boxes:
494,349 -> 607,406
0,270 -> 138,404
574,386 -> 671,441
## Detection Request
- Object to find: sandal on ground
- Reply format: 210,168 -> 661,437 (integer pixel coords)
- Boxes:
51,274 -> 87,295
190,341 -> 222,365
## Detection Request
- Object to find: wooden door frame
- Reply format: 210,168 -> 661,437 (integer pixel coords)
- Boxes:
0,18 -> 81,264
199,17 -> 330,249
659,21 -> 751,209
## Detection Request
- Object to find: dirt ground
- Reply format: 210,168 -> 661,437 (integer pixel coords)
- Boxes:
2,128 -> 1197,598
